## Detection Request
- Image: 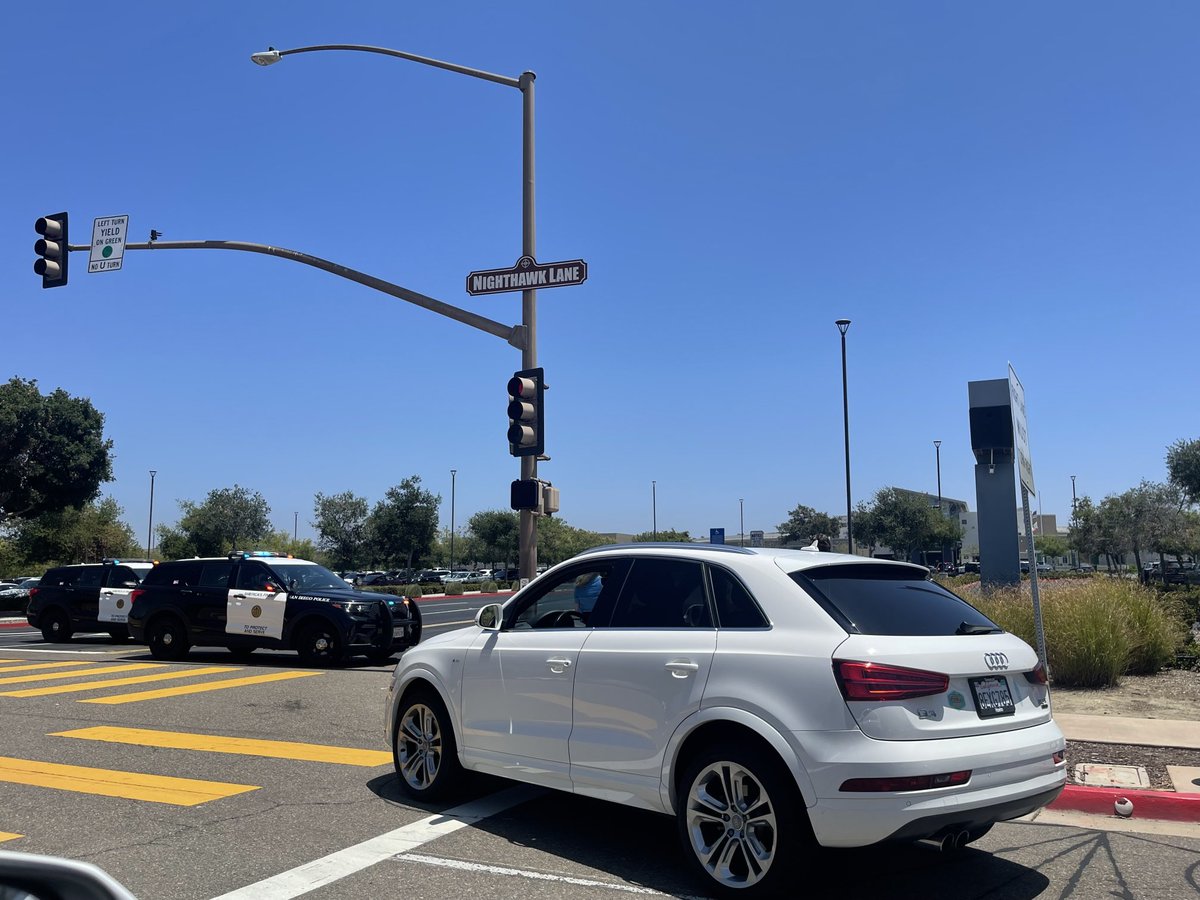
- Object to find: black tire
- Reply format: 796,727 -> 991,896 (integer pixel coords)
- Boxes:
392,686 -> 463,801
107,625 -> 130,642
676,741 -> 811,898
294,620 -> 345,667
40,608 -> 73,644
146,615 -> 190,661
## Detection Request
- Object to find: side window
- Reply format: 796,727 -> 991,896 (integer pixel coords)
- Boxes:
199,561 -> 235,589
106,566 -> 139,588
709,565 -> 769,628
42,568 -> 70,587
509,561 -> 627,629
73,567 -> 105,589
235,563 -> 275,591
608,558 -> 711,629
151,561 -> 204,588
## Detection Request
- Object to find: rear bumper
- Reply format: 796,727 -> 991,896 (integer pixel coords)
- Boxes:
799,719 -> 1066,847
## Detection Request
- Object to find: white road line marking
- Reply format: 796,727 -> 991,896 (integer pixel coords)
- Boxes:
399,853 -> 702,897
208,785 -> 541,900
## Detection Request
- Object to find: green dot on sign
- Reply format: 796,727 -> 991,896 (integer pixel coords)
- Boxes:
102,246 -> 113,258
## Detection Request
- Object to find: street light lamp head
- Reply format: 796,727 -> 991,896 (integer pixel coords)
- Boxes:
250,47 -> 282,66
933,440 -> 941,449
835,318 -> 851,335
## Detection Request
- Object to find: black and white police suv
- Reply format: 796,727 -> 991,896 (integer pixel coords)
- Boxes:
26,559 -> 156,643
126,552 -> 421,666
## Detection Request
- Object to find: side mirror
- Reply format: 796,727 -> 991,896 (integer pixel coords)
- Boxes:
475,603 -> 503,631
0,849 -> 137,899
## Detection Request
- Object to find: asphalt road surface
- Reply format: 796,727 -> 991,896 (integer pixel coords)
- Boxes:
1,598 -> 1198,899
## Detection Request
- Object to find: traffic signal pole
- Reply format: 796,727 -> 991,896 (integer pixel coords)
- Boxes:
60,237 -> 525,348
519,71 -> 539,584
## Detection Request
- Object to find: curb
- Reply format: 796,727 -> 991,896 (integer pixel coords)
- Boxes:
1051,784 -> 1200,823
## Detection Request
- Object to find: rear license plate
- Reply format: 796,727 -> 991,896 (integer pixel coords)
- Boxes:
969,675 -> 1015,718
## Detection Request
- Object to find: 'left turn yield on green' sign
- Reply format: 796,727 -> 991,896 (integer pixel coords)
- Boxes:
89,215 -> 129,273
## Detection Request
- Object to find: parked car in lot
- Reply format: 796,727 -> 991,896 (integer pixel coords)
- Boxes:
25,560 -> 156,642
127,551 -> 421,665
385,544 -> 1065,897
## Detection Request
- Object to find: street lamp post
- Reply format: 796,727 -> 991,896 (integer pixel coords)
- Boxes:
740,498 -> 745,547
933,441 -> 942,510
1071,474 -> 1078,569
146,470 -> 157,560
450,469 -> 457,572
652,481 -> 657,540
251,44 -> 541,580
835,319 -> 853,554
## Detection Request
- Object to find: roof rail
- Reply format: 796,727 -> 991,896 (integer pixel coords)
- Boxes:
577,542 -> 756,557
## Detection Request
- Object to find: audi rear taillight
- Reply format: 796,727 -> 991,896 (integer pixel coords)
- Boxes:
833,659 -> 949,701
840,770 -> 971,793
1024,661 -> 1049,685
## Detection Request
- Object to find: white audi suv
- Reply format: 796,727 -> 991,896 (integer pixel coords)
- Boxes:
384,544 -> 1065,897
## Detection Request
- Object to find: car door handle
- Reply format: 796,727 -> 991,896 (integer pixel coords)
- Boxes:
546,657 -> 573,674
665,660 -> 700,678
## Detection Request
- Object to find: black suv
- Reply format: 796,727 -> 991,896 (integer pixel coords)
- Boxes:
126,552 -> 421,666
26,560 -> 156,642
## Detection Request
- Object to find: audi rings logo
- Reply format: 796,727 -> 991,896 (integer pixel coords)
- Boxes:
984,652 -> 1010,671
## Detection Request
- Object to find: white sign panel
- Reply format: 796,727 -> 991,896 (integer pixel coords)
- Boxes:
1008,363 -> 1035,495
89,215 -> 129,273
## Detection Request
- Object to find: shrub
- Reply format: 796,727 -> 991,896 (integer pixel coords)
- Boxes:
969,579 -> 1188,687
510,580 -> 521,592
444,582 -> 463,596
403,584 -> 423,599
482,580 -> 498,593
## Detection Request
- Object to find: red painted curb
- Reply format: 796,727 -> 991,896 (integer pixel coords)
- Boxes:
0,620 -> 30,630
1050,784 -> 1200,822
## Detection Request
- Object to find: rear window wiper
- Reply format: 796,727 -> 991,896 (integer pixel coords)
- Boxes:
956,621 -> 1002,635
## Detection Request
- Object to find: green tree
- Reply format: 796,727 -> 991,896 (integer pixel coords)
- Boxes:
632,529 -> 693,543
1167,438 -> 1200,506
173,485 -> 272,556
468,510 -> 520,570
313,491 -> 370,570
366,477 -> 440,569
0,378 -> 114,525
154,523 -> 195,561
1035,534 -> 1070,562
13,498 -> 139,565
777,504 -> 839,547
864,487 -> 940,560
539,517 -> 605,563
853,501 -> 879,556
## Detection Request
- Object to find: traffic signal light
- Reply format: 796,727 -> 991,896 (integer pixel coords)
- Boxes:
34,213 -> 69,289
507,367 -> 545,457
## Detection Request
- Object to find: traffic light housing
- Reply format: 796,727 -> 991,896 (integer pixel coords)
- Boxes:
507,367 -> 545,457
34,213 -> 69,289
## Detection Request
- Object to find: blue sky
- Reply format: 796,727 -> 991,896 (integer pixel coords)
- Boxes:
4,2 -> 1198,547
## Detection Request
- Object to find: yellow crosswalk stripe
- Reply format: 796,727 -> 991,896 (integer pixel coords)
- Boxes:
0,661 -> 97,674
0,832 -> 22,843
1,667 -> 243,698
0,663 -> 160,686
81,670 -> 322,704
0,756 -> 259,806
53,726 -> 393,767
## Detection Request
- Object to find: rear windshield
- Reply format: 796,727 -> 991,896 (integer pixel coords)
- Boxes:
791,563 -> 1000,636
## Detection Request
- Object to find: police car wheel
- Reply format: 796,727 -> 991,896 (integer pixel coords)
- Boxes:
146,615 -> 190,661
40,608 -> 73,643
295,621 -> 345,667
392,687 -> 463,801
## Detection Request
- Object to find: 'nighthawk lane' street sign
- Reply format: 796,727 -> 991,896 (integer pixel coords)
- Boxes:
466,255 -> 588,296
